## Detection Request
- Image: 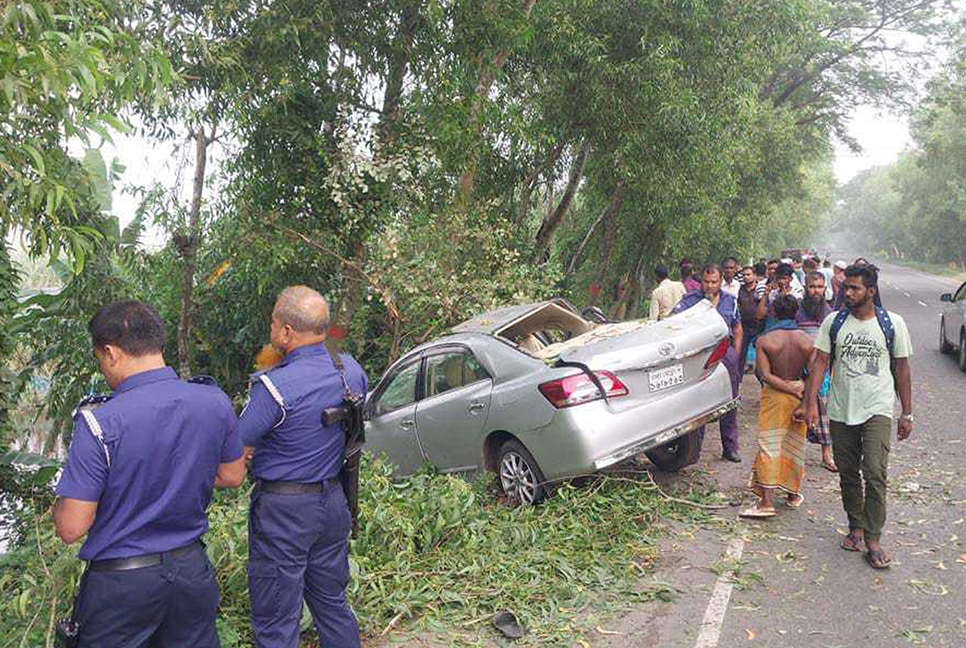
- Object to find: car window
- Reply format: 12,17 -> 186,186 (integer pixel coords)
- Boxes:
956,283 -> 966,302
462,354 -> 490,384
424,351 -> 490,398
375,362 -> 420,416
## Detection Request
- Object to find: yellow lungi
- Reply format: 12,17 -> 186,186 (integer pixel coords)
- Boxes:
750,385 -> 807,496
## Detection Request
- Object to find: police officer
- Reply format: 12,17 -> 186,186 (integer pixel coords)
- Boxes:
53,300 -> 246,647
239,285 -> 366,648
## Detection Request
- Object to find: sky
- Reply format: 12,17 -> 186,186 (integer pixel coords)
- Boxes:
832,106 -> 913,184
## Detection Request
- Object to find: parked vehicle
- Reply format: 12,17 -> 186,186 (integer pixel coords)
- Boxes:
364,298 -> 739,503
940,281 -> 966,371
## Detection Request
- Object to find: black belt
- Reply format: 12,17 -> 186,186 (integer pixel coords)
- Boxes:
259,478 -> 341,495
88,540 -> 203,572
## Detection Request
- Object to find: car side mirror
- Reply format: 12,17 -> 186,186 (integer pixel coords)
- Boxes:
941,293 -> 953,302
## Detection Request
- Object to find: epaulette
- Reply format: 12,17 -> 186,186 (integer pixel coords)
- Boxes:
71,394 -> 112,467
188,375 -> 220,387
71,394 -> 111,418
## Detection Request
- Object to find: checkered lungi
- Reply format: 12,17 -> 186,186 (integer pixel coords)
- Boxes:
807,394 -> 832,446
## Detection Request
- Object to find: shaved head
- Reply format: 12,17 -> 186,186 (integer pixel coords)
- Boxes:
273,286 -> 330,335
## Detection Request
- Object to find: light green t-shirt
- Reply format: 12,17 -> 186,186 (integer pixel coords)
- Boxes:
815,310 -> 913,425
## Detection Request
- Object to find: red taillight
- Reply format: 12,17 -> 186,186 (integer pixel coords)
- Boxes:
704,338 -> 730,369
538,370 -> 629,408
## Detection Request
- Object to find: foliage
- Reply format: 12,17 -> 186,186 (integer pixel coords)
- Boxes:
0,456 -> 708,647
0,0 -> 174,261
837,21 -> 966,266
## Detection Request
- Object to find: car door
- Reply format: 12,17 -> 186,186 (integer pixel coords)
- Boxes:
365,359 -> 426,476
954,282 -> 966,338
413,347 -> 493,473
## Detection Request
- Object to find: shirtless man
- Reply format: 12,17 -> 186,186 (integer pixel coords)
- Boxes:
742,295 -> 814,517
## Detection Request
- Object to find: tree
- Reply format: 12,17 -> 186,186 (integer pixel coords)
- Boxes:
0,0 -> 173,263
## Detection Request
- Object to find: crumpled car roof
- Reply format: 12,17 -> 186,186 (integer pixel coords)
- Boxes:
449,298 -> 579,335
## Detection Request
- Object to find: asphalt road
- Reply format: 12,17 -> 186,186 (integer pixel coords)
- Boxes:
618,262 -> 966,648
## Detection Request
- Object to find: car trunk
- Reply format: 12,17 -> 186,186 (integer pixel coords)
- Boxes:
532,301 -> 729,408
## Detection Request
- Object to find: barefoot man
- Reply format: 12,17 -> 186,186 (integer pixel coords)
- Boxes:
741,295 -> 813,518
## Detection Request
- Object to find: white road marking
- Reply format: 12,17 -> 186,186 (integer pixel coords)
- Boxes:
903,292 -> 911,297
694,536 -> 745,648
919,300 -> 928,307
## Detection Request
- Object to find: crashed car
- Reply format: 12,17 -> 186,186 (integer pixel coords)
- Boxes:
364,298 -> 738,504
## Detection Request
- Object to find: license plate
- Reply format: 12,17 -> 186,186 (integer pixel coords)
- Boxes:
649,364 -> 684,392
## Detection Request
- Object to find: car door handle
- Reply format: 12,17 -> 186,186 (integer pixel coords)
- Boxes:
467,402 -> 485,414
400,419 -> 415,431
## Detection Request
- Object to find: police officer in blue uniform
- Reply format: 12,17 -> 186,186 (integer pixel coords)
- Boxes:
239,285 -> 367,648
53,300 -> 246,647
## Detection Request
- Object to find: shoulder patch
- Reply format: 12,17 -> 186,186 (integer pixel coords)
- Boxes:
72,394 -> 111,419
188,375 -> 220,387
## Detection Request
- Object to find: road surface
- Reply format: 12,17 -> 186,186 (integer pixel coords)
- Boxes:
603,262 -> 966,648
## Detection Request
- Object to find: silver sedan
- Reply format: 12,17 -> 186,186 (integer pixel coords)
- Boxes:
940,280 -> 966,370
364,298 -> 738,504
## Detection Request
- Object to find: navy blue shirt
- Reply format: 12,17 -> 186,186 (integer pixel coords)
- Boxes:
239,343 -> 368,483
55,367 -> 243,561
673,290 -> 740,331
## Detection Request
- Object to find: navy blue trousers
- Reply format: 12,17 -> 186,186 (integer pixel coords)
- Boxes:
696,346 -> 741,454
247,484 -> 360,648
76,543 -> 220,648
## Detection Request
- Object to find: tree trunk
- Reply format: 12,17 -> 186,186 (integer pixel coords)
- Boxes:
457,0 -> 538,205
176,128 -> 209,378
329,6 -> 418,350
0,243 -> 19,441
516,139 -> 567,224
533,140 -> 590,261
626,252 -> 649,317
378,2 -> 418,144
565,179 -> 627,278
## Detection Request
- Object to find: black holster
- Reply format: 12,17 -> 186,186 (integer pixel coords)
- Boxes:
321,353 -> 366,538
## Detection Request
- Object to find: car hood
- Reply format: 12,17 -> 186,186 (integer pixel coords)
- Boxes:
533,300 -> 728,370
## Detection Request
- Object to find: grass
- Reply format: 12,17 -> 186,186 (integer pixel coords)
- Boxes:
1,455 -> 714,648
881,257 -> 966,283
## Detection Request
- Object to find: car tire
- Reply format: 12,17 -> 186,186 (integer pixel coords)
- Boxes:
959,330 -> 966,373
497,439 -> 549,505
940,318 -> 954,354
644,429 -> 703,472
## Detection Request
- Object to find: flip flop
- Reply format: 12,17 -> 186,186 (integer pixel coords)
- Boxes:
840,532 -> 863,552
864,549 -> 892,570
822,461 -> 839,473
739,506 -> 776,519
786,494 -> 805,509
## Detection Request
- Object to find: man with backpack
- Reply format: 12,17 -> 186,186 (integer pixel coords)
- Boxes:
798,264 -> 913,570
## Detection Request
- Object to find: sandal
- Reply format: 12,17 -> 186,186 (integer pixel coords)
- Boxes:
822,461 -> 839,473
864,549 -> 892,570
739,506 -> 776,519
786,493 -> 805,508
840,531 -> 863,552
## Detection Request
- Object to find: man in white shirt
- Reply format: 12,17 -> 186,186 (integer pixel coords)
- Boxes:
721,256 -> 741,297
648,265 -> 687,320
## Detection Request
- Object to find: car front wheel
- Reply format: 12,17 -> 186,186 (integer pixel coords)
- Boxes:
959,331 -> 966,372
645,429 -> 703,472
498,439 -> 549,505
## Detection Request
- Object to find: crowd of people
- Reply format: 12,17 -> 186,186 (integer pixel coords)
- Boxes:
654,253 -> 914,571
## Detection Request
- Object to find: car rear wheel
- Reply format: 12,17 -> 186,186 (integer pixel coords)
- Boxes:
644,429 -> 703,472
959,331 -> 966,372
498,439 -> 549,505
940,317 -> 954,354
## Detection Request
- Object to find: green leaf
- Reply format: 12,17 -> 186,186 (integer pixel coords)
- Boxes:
99,113 -> 132,134
22,143 -> 45,176
82,148 -> 112,212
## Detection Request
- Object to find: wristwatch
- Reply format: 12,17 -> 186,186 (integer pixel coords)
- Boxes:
900,412 -> 914,423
